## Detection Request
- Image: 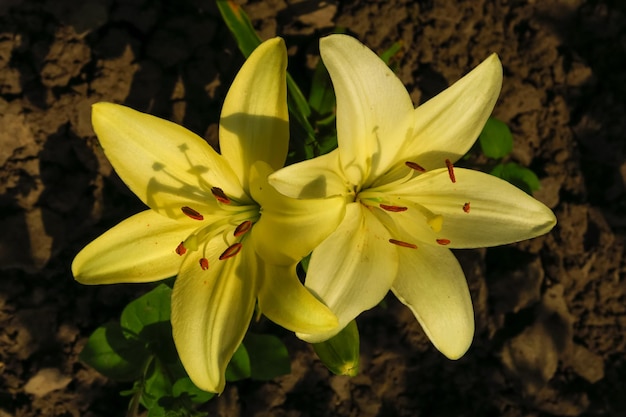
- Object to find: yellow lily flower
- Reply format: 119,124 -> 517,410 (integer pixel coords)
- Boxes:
72,38 -> 343,393
269,35 -> 557,359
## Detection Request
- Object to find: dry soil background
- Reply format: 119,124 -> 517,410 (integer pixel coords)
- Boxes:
0,0 -> 625,416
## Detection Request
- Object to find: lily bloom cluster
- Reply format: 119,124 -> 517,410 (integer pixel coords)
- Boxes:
72,35 -> 556,393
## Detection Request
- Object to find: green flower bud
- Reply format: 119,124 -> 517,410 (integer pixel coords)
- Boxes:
313,320 -> 359,376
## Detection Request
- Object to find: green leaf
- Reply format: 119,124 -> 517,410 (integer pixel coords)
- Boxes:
478,117 -> 514,159
121,284 -> 172,337
79,322 -> 147,381
287,73 -> 316,140
379,41 -> 403,66
244,333 -> 291,380
225,342 -> 251,381
172,377 -> 215,404
308,59 -> 335,116
216,0 -> 261,57
490,162 -> 541,194
313,320 -> 360,376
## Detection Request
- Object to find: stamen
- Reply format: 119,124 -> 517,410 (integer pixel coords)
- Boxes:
199,258 -> 209,270
175,242 -> 187,256
389,239 -> 417,249
436,239 -> 451,245
211,187 -> 231,204
219,243 -> 243,260
445,159 -> 456,183
380,204 -> 408,212
234,220 -> 253,237
181,206 -> 204,220
463,202 -> 471,213
405,161 -> 426,172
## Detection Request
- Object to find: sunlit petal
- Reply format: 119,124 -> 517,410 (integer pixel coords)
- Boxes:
391,244 -> 474,359
220,38 -> 289,189
171,241 -> 257,393
72,210 -> 194,284
268,150 -> 347,199
258,262 -> 338,333
250,161 -> 346,264
92,103 -> 246,218
298,203 -> 398,343
392,168 -> 557,248
403,54 -> 502,170
320,34 -> 415,187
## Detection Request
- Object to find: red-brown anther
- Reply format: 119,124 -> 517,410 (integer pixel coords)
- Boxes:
436,238 -> 451,245
181,206 -> 204,220
219,243 -> 243,260
463,202 -> 471,213
445,159 -> 456,183
211,187 -> 231,204
389,239 -> 418,249
405,161 -> 426,172
199,258 -> 209,270
234,220 -> 253,237
380,204 -> 408,212
176,242 -> 187,256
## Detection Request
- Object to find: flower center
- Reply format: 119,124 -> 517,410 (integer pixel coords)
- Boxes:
355,160 -> 461,248
175,187 -> 259,271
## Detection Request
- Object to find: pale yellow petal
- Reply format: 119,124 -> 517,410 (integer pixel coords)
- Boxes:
404,54 -> 502,171
92,103 -> 246,219
391,245 -> 474,359
72,210 -> 194,284
268,150 -> 348,199
249,161 -> 346,265
171,240 -> 257,393
219,38 -> 289,190
298,203 -> 398,343
258,262 -> 338,333
391,168 -> 557,248
320,34 -> 415,187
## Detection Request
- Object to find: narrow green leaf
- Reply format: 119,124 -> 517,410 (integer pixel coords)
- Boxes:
121,284 -> 172,336
490,162 -> 541,194
225,342 -> 251,381
244,333 -> 291,380
479,117 -> 514,159
79,322 -> 146,381
308,59 -> 335,116
216,0 -> 261,57
313,320 -> 360,376
379,41 -> 403,66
